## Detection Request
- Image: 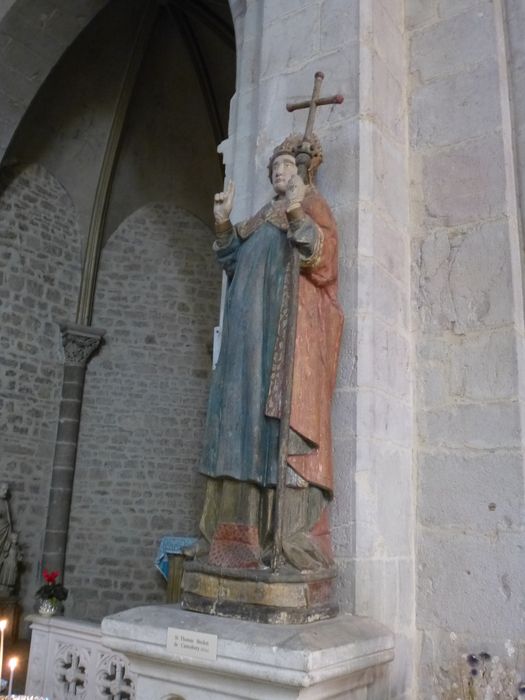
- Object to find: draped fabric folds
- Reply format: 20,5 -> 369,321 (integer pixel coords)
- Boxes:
200,188 -> 343,496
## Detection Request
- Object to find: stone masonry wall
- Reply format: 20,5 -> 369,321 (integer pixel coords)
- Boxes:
66,204 -> 221,620
408,0 -> 525,695
0,163 -> 81,624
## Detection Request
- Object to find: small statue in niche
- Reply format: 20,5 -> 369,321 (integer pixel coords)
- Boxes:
182,74 -> 345,623
0,485 -> 22,598
0,484 -> 13,565
0,532 -> 22,597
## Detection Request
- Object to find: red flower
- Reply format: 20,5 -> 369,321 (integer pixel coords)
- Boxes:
43,568 -> 60,584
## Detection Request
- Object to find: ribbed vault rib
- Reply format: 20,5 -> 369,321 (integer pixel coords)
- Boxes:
76,0 -> 158,325
169,5 -> 226,148
176,0 -> 235,51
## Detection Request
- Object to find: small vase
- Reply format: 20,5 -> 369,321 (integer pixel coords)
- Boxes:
38,597 -> 60,617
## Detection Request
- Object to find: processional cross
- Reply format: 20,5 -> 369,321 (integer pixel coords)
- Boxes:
286,71 -> 344,179
272,72 -> 344,570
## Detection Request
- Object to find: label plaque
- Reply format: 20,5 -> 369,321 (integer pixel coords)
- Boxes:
167,627 -> 218,661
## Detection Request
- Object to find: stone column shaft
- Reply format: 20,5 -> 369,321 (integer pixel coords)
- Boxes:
41,324 -> 104,576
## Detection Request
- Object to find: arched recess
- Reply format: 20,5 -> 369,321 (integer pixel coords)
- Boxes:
0,162 -> 81,615
67,204 -> 222,620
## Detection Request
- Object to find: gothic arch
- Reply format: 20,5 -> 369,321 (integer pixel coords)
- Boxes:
0,0 -> 243,167
0,0 -> 109,164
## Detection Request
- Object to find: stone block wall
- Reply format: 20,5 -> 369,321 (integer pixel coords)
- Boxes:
66,204 -> 221,620
408,0 -> 525,694
0,163 -> 81,617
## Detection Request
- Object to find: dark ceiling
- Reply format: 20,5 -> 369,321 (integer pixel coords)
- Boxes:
162,0 -> 235,144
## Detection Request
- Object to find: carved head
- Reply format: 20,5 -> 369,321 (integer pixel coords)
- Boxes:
268,133 -> 323,186
271,153 -> 298,195
0,483 -> 8,498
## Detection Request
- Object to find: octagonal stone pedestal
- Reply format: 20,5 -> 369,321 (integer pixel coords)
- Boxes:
101,605 -> 394,699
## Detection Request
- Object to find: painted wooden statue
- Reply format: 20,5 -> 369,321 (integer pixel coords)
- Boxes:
182,73 -> 344,623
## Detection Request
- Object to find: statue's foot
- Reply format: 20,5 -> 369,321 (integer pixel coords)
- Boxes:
182,538 -> 210,559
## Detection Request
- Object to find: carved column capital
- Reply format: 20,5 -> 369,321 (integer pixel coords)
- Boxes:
60,323 -> 105,366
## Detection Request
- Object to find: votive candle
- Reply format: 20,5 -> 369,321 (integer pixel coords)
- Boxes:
7,656 -> 17,695
0,619 -> 7,686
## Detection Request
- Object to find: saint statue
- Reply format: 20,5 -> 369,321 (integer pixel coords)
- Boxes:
0,532 -> 22,597
182,73 -> 344,622
182,134 -> 343,621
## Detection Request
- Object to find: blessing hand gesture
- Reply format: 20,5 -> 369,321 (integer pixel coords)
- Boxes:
214,180 -> 235,224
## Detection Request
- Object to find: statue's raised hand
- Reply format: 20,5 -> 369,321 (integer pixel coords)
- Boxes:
214,180 -> 235,224
285,173 -> 306,211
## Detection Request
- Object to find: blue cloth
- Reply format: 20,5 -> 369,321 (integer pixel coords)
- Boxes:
155,536 -> 197,580
200,222 -> 288,487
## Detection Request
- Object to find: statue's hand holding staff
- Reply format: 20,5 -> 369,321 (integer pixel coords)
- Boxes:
285,174 -> 306,211
214,179 -> 235,224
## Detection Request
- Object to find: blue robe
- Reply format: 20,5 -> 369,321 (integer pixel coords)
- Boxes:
200,220 -> 288,487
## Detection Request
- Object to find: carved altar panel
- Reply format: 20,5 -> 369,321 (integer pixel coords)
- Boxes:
25,616 -> 135,700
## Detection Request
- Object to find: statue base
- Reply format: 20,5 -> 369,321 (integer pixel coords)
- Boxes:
101,605 -> 394,699
181,560 -> 338,624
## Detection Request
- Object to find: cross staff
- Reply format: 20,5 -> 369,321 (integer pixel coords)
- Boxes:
272,73 -> 344,571
287,71 -> 344,182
